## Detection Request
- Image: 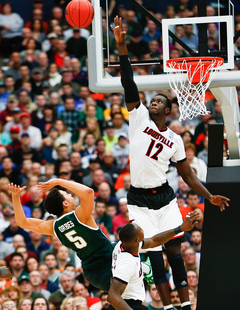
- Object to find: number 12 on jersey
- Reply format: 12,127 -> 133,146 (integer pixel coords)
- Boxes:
146,139 -> 163,161
65,230 -> 87,249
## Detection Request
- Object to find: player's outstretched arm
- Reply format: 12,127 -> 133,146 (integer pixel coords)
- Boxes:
174,160 -> 230,211
110,16 -> 140,112
142,211 -> 199,249
37,179 -> 94,217
9,184 -> 54,236
108,279 -> 133,310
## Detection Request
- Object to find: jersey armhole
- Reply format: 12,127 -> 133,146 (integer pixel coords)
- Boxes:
177,157 -> 187,163
113,277 -> 128,285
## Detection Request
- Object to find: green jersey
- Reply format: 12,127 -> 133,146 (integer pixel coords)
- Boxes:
53,211 -> 113,291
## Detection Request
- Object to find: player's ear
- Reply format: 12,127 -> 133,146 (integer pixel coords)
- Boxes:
165,107 -> 170,115
62,200 -> 68,208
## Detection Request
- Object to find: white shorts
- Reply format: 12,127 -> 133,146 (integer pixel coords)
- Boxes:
128,198 -> 184,252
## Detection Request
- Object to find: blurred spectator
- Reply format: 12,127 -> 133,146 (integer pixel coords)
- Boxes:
96,182 -> 118,206
185,143 -> 207,182
179,190 -> 204,221
181,130 -> 193,145
54,119 -> 72,151
0,81 -> 10,111
5,76 -> 15,94
54,39 -> 68,68
15,65 -> 33,91
56,245 -> 69,271
29,271 -> 51,300
190,230 -> 202,254
0,2 -> 24,59
72,283 -> 100,307
58,96 -> 80,133
94,200 -> 112,234
197,136 -> 208,166
188,287 -> 197,310
70,152 -> 86,183
18,274 -> 44,299
18,89 -> 37,113
31,68 -> 45,95
9,252 -> 27,279
170,289 -> 180,306
101,151 -> 120,184
71,58 -> 88,87
30,19 -> 46,43
12,133 -> 40,166
26,257 -> 39,272
95,139 -> 106,165
142,20 -> 161,43
0,156 -> 20,184
19,297 -> 33,310
111,112 -> 129,138
147,284 -> 164,310
181,24 -> 198,50
0,230 -> 13,260
4,52 -> 22,80
53,70 -> 80,94
183,247 -> 199,276
36,104 -> 56,138
115,174 -> 131,199
80,133 -> 97,168
2,214 -> 31,244
26,232 -> 50,258
0,95 -> 19,126
4,107 -> 22,134
2,299 -> 17,310
175,176 -> 190,201
38,263 -> 59,293
111,133 -> 130,169
47,64 -> 62,87
100,292 -> 110,310
19,112 -> 42,149
38,52 -> 49,75
49,271 -> 75,310
31,95 -> 47,124
66,29 -> 87,60
111,198 -> 129,235
46,33 -> 59,63
102,121 -> 118,151
187,270 -> 198,292
60,296 -> 74,310
44,253 -> 61,283
5,286 -> 23,306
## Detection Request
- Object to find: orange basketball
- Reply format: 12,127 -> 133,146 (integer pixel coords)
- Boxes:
65,0 -> 94,28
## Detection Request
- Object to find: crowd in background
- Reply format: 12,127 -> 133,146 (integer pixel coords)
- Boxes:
0,0 -> 239,309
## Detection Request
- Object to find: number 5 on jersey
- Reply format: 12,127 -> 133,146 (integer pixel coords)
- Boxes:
65,230 -> 87,249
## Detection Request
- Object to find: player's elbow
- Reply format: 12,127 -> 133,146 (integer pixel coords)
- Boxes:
87,188 -> 94,198
107,292 -> 119,306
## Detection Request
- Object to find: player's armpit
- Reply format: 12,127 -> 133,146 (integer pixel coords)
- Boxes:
20,218 -> 55,236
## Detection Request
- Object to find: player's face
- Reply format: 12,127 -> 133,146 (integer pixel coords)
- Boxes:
149,95 -> 169,117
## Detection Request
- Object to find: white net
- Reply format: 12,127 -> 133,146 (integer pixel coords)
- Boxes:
167,58 -> 223,121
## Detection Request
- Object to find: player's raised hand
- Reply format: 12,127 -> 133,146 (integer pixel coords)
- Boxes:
36,179 -> 58,193
110,16 -> 126,44
181,211 -> 199,231
8,184 -> 26,195
0,266 -> 13,280
210,195 -> 230,211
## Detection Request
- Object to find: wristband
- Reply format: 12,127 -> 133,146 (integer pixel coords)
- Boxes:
174,226 -> 182,234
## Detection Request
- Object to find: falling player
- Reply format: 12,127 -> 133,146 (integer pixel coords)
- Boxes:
111,15 -> 230,310
9,179 -> 198,297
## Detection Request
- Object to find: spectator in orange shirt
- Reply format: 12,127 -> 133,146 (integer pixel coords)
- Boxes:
179,190 -> 204,221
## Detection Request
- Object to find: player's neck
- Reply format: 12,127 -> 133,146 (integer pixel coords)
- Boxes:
150,115 -> 166,130
123,244 -> 138,256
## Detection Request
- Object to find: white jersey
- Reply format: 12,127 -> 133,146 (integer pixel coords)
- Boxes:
112,241 -> 145,301
129,103 -> 186,188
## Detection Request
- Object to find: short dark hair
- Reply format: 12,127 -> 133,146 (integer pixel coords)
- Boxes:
44,188 -> 65,217
155,93 -> 172,114
187,190 -> 199,198
100,292 -> 108,299
10,252 -> 24,261
65,263 -> 75,269
31,297 -> 49,310
119,223 -> 138,244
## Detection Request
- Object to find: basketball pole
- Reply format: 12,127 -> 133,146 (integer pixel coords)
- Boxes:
196,0 -> 208,56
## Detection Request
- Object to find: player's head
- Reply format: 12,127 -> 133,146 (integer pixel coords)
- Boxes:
119,223 -> 144,246
149,94 -> 172,118
44,188 -> 76,217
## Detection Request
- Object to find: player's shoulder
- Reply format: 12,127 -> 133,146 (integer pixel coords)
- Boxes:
166,127 -> 183,143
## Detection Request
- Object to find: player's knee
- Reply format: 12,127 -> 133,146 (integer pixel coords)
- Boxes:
148,251 -> 168,285
168,253 -> 188,289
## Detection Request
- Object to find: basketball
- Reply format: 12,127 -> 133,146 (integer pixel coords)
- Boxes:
65,0 -> 94,29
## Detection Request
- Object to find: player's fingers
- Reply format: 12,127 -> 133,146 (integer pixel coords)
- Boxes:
120,17 -> 122,28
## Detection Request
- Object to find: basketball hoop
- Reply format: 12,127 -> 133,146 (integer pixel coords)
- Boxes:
166,57 -> 224,121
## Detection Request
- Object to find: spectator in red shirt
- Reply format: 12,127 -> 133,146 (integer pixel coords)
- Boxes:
112,197 -> 129,236
72,283 -> 101,307
54,39 -> 68,68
